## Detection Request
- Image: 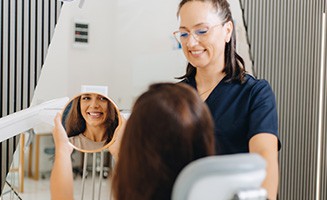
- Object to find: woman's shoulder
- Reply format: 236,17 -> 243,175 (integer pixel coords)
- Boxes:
178,76 -> 196,89
243,74 -> 272,90
244,73 -> 268,84
242,74 -> 275,101
68,134 -> 82,147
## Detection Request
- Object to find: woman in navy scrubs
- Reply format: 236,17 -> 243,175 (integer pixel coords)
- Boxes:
173,0 -> 280,199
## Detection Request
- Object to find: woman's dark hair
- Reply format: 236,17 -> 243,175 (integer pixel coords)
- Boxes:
177,0 -> 246,83
63,94 -> 119,144
112,83 -> 215,200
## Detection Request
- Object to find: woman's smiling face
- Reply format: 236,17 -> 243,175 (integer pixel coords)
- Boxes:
178,1 -> 232,69
80,93 -> 109,128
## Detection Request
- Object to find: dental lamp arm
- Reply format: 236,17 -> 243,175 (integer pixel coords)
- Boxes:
0,97 -> 69,143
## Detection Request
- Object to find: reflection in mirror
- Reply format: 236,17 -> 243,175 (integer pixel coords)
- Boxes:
62,93 -> 121,153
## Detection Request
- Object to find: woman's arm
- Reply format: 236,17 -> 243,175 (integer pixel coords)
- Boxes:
50,113 -> 74,200
249,133 -> 279,200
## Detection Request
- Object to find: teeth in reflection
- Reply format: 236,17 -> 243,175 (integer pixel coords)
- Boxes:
191,50 -> 203,55
88,112 -> 101,117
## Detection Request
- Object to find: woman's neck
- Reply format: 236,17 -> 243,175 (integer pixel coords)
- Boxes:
195,67 -> 225,101
196,67 -> 225,87
83,126 -> 107,142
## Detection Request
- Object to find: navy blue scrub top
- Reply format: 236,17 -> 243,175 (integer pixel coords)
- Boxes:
183,74 -> 281,155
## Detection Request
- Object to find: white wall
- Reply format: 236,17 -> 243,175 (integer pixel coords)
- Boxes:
32,0 -> 251,110
32,0 -> 185,110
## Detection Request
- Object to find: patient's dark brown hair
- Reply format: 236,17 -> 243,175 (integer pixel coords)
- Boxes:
112,83 -> 215,200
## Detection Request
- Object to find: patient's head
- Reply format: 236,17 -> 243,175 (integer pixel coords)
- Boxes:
112,82 -> 215,200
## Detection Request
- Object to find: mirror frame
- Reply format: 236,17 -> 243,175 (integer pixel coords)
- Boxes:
62,92 -> 122,153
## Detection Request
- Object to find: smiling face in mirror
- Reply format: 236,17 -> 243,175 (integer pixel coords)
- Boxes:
80,93 -> 109,128
62,93 -> 120,152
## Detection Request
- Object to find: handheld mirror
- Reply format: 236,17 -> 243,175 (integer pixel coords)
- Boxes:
61,92 -> 121,153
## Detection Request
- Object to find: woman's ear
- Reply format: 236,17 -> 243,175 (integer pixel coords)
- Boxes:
224,21 -> 233,43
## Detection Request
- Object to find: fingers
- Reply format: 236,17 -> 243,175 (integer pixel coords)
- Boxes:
118,115 -> 127,133
54,112 -> 66,133
54,112 -> 62,126
108,114 -> 127,160
53,112 -> 73,154
53,113 -> 65,139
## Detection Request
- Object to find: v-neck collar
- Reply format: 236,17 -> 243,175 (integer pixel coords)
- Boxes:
186,74 -> 229,102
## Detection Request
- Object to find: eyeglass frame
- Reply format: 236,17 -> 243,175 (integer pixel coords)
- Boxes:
173,23 -> 223,44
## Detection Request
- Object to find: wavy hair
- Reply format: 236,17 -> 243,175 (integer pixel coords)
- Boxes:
112,83 -> 215,200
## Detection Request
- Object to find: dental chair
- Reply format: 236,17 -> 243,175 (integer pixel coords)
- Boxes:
171,153 -> 267,200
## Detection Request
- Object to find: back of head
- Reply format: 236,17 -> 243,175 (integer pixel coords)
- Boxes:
112,83 -> 215,200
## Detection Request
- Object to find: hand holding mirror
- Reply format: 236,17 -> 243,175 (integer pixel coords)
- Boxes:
61,92 -> 121,153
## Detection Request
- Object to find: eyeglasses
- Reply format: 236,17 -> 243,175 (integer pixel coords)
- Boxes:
173,24 -> 222,44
